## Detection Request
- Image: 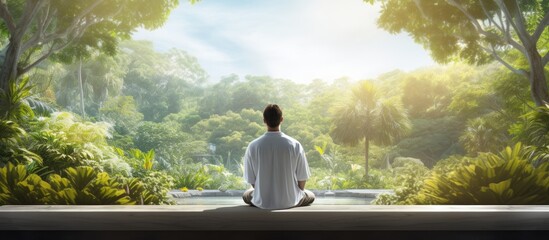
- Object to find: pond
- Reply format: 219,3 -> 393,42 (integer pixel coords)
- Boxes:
170,189 -> 390,205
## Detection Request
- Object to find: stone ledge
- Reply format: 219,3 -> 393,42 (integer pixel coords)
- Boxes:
1,205 -> 549,231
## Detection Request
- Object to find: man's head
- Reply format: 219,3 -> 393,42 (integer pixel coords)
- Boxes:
263,104 -> 283,129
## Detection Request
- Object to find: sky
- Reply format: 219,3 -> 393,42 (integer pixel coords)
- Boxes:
132,0 -> 437,84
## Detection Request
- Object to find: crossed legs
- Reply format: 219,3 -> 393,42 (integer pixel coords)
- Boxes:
242,189 -> 315,208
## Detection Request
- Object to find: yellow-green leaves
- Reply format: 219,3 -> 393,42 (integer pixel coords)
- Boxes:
0,164 -> 136,205
416,143 -> 549,204
314,141 -> 327,156
127,148 -> 155,171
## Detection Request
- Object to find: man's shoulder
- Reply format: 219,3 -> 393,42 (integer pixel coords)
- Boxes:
280,133 -> 303,147
248,135 -> 263,146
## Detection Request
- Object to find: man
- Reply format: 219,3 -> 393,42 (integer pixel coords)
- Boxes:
242,104 -> 315,209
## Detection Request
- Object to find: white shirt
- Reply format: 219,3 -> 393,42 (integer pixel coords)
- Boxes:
243,131 -> 311,209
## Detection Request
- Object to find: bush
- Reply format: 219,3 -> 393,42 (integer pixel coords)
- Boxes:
0,163 -> 133,205
414,143 -> 549,204
139,171 -> 175,204
29,112 -> 131,176
176,167 -> 211,189
391,157 -> 424,168
173,164 -> 247,190
0,120 -> 42,166
372,162 -> 429,205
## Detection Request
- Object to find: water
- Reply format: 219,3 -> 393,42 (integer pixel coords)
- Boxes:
174,196 -> 374,205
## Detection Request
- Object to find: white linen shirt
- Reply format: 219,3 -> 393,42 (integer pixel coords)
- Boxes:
243,131 -> 311,209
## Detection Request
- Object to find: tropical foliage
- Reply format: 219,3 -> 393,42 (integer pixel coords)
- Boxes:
331,80 -> 411,177
1,0 -> 549,206
417,144 -> 549,204
0,164 -> 133,205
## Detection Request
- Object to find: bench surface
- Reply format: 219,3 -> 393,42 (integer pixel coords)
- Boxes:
1,205 -> 549,231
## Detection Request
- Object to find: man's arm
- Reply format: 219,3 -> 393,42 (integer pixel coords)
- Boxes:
298,181 -> 306,191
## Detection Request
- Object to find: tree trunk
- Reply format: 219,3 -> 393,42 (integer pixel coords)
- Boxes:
364,137 -> 369,180
0,41 -> 21,93
526,48 -> 549,107
78,57 -> 86,117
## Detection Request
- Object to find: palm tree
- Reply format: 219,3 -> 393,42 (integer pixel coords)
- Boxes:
330,81 -> 411,178
459,116 -> 507,156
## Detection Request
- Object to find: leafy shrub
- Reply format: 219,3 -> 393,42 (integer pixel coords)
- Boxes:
391,157 -> 424,168
29,132 -> 96,173
373,162 -> 429,205
363,168 -> 396,189
172,163 -> 247,190
29,112 -> 131,176
203,164 -> 247,190
0,120 -> 42,166
176,167 -> 211,189
0,163 -> 134,205
414,143 -> 549,204
511,105 -> 549,164
133,121 -> 207,168
116,148 -> 156,177
0,77 -> 35,121
306,168 -> 330,190
140,171 -> 175,204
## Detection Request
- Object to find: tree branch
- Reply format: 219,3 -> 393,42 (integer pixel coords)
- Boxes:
36,0 -> 51,37
19,41 -> 69,76
20,0 -> 104,61
510,0 -> 530,37
446,1 -> 501,40
14,0 -> 45,40
494,0 -> 532,47
446,0 -> 526,55
480,44 -> 529,78
0,0 -> 16,34
533,11 -> 549,42
479,0 -> 504,33
21,1 -> 55,53
543,51 -> 549,66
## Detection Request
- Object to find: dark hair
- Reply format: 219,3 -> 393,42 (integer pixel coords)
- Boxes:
263,104 -> 283,128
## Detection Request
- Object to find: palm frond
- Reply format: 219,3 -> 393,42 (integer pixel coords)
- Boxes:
373,98 -> 411,145
26,97 -> 56,117
0,77 -> 35,121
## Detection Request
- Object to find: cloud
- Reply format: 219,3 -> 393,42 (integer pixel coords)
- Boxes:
133,0 -> 436,83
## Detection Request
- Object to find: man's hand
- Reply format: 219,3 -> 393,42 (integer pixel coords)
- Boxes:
298,181 -> 306,191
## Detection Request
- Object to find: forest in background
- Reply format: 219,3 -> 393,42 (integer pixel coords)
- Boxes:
7,38 -> 546,202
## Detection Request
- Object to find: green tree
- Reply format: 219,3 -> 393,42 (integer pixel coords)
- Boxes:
57,53 -> 126,116
134,121 -> 206,169
459,114 -> 509,155
191,109 -> 263,171
369,0 -> 549,106
0,0 -> 180,94
330,81 -> 411,177
99,96 -> 143,135
395,117 -> 463,167
401,74 -> 450,118
122,41 -> 206,122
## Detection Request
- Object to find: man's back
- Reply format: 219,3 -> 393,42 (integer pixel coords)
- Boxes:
244,131 -> 310,209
